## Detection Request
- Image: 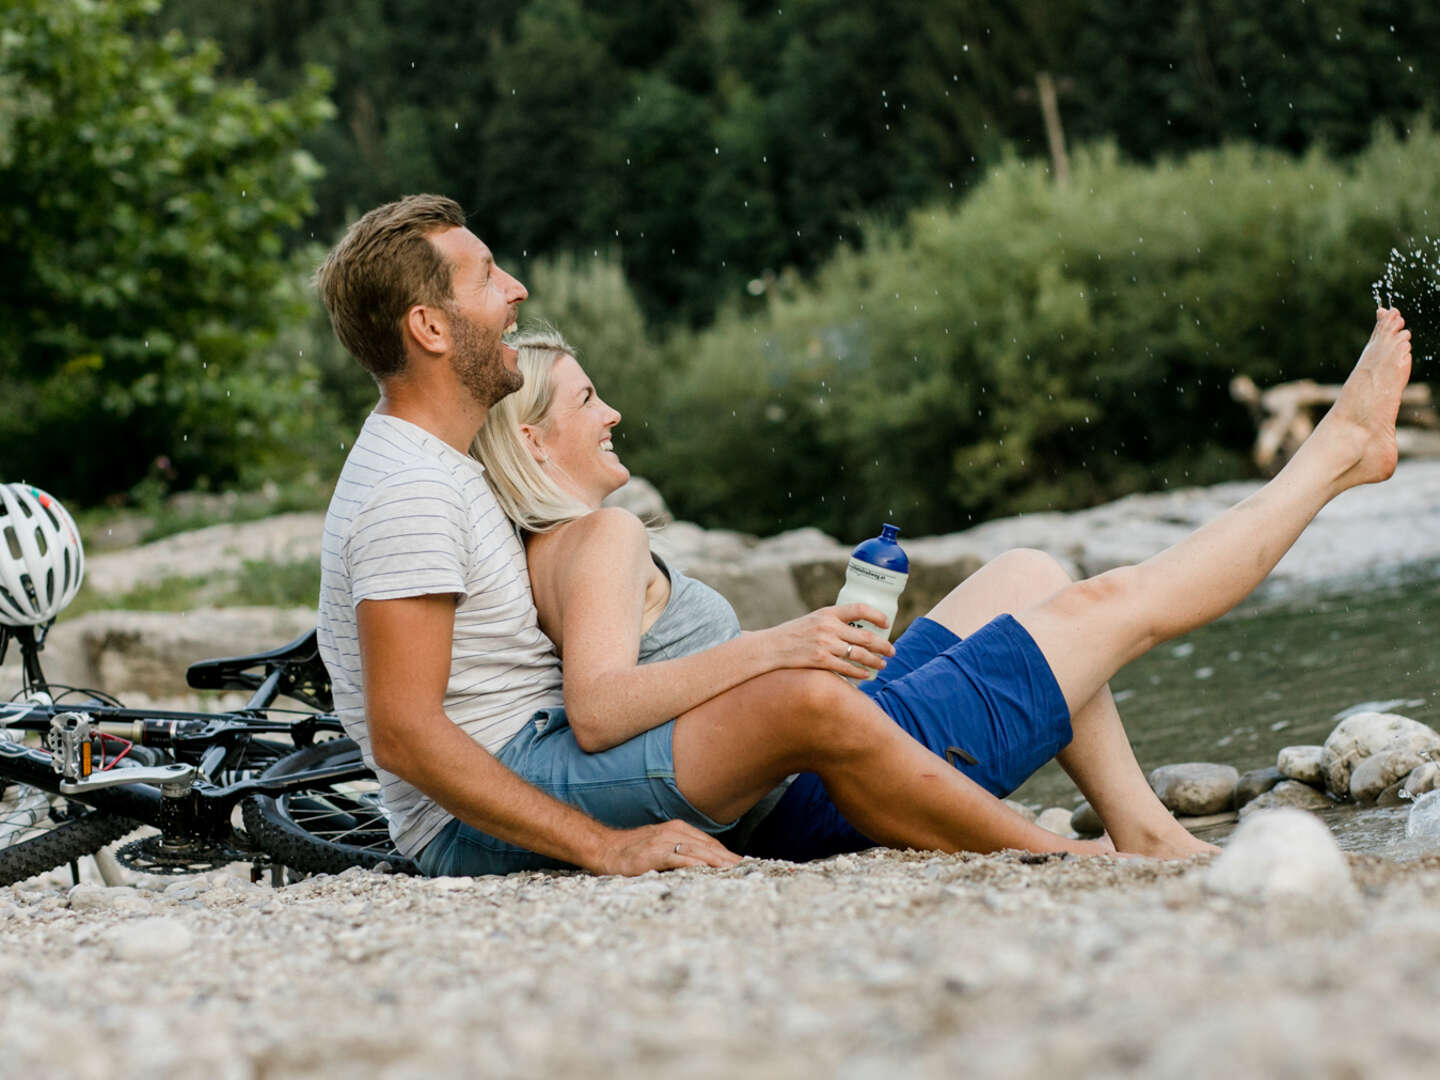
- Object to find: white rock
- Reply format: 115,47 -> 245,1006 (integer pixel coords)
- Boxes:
602,476 -> 672,525
1349,747 -> 1429,804
1002,799 -> 1037,823
1404,761 -> 1440,797
1204,809 -> 1357,906
110,917 -> 194,961
1320,712 -> 1440,797
1149,763 -> 1239,815
1238,780 -> 1333,819
67,884 -> 148,914
1035,807 -> 1076,838
1276,745 -> 1325,786
1405,790 -> 1440,841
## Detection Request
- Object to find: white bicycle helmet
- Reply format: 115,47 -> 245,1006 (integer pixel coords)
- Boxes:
0,483 -> 86,627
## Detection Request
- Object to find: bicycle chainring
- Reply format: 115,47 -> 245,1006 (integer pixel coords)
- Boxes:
114,833 -> 254,875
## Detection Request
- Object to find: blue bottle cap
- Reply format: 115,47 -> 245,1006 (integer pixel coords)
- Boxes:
851,522 -> 909,573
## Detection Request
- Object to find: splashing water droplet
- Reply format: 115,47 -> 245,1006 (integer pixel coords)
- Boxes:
1373,236 -> 1440,362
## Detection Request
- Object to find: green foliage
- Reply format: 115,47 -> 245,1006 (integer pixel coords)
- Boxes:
0,0 -> 334,502
632,124 -> 1440,537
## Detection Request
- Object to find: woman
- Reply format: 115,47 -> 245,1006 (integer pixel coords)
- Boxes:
471,314 -> 1411,865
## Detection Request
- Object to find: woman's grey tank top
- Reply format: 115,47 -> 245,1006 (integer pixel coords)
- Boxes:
636,555 -> 792,842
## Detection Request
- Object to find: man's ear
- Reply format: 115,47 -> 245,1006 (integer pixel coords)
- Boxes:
518,423 -> 549,465
403,303 -> 449,357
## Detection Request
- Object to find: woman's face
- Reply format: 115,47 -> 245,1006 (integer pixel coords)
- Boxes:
537,353 -> 629,505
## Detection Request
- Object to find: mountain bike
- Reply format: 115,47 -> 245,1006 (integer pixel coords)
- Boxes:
0,621 -> 418,886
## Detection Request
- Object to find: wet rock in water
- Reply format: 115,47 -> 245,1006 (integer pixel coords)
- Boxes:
1148,763 -> 1239,815
1405,790 -> 1440,841
1320,712 -> 1440,797
1070,801 -> 1104,837
1204,808 -> 1357,907
1036,807 -> 1077,838
1350,748 -> 1431,804
1405,761 -> 1440,797
1276,745 -> 1325,787
1376,780 -> 1409,808
1235,766 -> 1284,809
1238,780 -> 1333,820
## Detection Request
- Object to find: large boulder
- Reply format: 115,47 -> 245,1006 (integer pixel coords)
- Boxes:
14,607 -> 319,703
602,476 -> 672,526
1204,808 -> 1357,908
1148,763 -> 1239,815
1276,745 -> 1325,787
1320,712 -> 1440,797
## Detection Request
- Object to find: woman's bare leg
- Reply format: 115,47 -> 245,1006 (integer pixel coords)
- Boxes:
925,551 -> 1213,857
1018,309 -> 1412,763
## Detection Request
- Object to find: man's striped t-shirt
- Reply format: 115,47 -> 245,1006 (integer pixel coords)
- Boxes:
317,412 -> 562,858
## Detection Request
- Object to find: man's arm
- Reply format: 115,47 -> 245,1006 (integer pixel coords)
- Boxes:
356,593 -> 740,874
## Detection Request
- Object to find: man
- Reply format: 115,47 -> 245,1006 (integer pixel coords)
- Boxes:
319,194 -> 1360,876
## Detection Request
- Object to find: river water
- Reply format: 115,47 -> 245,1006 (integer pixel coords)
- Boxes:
1013,559 -> 1440,855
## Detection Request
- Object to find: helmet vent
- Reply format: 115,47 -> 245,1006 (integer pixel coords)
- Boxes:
3,526 -> 19,561
33,527 -> 49,557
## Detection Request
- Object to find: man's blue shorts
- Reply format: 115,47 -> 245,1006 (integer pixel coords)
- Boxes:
419,612 -> 1072,875
743,613 -> 1073,862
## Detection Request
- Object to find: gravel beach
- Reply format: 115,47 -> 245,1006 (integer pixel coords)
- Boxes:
5,845 -> 1440,1079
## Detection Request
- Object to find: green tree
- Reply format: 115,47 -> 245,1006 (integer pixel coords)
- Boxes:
0,0 -> 334,502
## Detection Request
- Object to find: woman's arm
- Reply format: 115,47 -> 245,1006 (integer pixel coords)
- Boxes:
531,507 -> 893,752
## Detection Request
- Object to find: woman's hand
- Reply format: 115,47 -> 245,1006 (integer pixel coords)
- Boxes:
752,605 -> 898,677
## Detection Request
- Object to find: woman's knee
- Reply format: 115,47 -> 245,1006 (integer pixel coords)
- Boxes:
756,669 -> 889,755
985,548 -> 1074,594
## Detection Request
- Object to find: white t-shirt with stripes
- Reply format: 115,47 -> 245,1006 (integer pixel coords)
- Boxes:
317,412 -> 563,858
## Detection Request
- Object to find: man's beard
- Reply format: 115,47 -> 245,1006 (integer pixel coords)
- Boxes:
448,307 -> 521,408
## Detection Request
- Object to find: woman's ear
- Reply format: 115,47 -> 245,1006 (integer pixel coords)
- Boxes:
518,423 -> 549,465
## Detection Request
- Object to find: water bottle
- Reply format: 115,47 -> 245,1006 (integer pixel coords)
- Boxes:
835,523 -> 909,679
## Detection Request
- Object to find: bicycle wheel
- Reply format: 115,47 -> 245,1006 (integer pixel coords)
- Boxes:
243,738 -> 418,876
0,784 -> 138,887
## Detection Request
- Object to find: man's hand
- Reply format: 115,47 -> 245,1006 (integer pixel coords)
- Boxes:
588,820 -> 742,876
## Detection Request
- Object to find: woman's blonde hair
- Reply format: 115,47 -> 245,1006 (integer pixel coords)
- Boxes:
471,326 -> 594,533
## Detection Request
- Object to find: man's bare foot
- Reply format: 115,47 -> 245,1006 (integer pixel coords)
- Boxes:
1312,307 -> 1414,489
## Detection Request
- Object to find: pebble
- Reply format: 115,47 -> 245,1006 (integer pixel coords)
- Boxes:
1404,761 -> 1440,798
1350,747 -> 1429,804
1069,801 -> 1104,837
1234,766 -> 1284,809
67,884 -> 150,915
109,917 -> 194,961
1237,780 -> 1333,819
1203,808 -> 1358,907
1275,745 -> 1325,786
1148,763 -> 1239,815
1320,712 -> 1440,797
1035,808 -> 1076,838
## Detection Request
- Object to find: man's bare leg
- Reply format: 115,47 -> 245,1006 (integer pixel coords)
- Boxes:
924,551 -> 1213,858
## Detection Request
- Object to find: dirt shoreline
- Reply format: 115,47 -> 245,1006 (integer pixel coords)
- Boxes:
5,847 -> 1440,1078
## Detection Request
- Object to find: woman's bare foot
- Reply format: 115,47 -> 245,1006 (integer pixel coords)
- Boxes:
1113,817 -> 1220,859
1308,307 -> 1413,490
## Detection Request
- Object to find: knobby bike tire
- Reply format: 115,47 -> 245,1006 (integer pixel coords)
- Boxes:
243,738 -> 418,876
0,801 -> 139,887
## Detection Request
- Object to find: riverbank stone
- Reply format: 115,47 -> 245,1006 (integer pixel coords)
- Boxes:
1204,808 -> 1358,908
1235,767 -> 1284,809
1404,762 -> 1440,798
1070,801 -> 1104,837
1350,748 -> 1431,805
1320,713 -> 1440,797
1276,746 -> 1325,787
1036,808 -> 1076,838
1237,780 -> 1333,820
1148,763 -> 1239,815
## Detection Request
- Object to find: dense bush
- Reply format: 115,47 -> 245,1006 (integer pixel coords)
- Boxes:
0,0 -> 334,503
618,123 -> 1440,538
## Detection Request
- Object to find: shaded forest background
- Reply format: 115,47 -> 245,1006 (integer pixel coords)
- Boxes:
4,0 -> 1440,537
